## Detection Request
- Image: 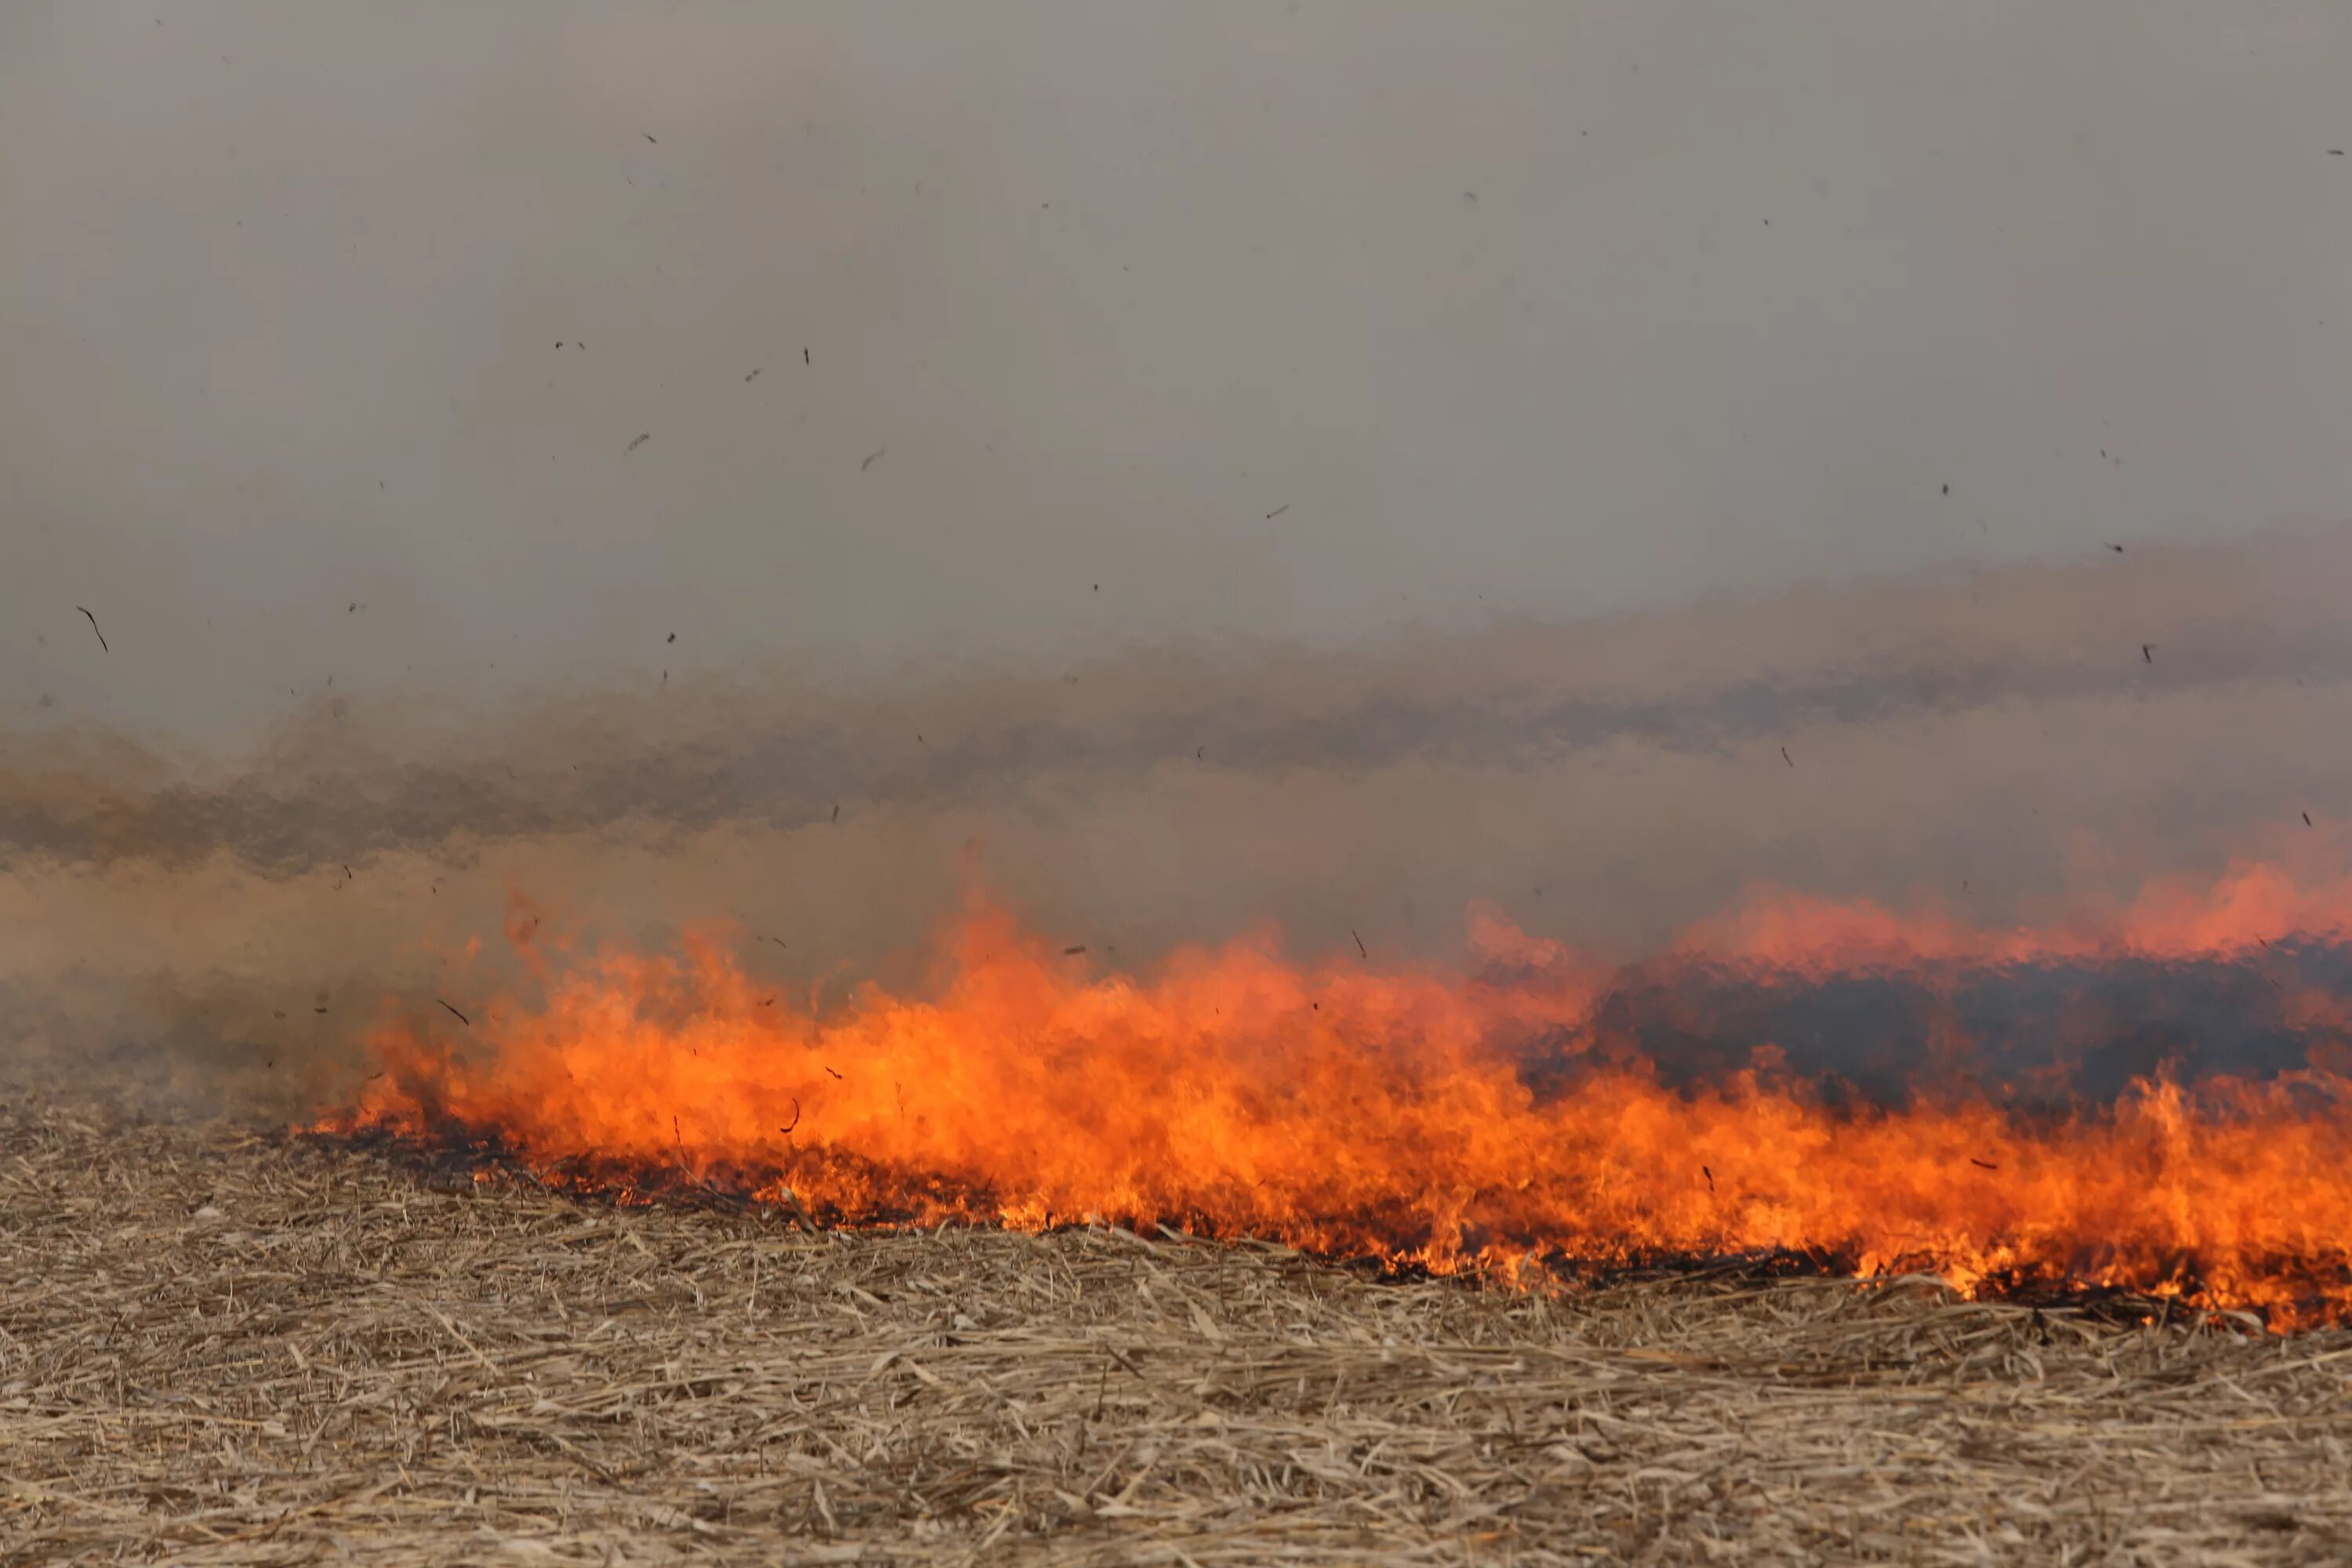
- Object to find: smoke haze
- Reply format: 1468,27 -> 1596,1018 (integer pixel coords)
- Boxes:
2,3 -> 2350,1109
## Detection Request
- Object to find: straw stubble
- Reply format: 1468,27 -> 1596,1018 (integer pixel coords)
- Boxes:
2,1096 -> 2347,1564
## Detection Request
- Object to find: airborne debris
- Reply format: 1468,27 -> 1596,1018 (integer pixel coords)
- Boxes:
74,606 -> 107,653
1702,1165 -> 1714,1192
436,1000 -> 471,1028
2142,644 -> 2152,663
779,1098 -> 801,1136
2306,812 -> 2315,827
745,368 -> 760,383
1970,1158 -> 1999,1171
644,132 -> 657,143
825,1065 -> 843,1080
626,433 -> 651,453
1265,503 -> 1290,520
2107,543 -> 2125,554
1352,930 -> 1368,960
1063,945 -> 1087,956
1781,746 -> 1793,768
667,632 -> 677,643
861,447 -> 886,472
831,803 -> 840,823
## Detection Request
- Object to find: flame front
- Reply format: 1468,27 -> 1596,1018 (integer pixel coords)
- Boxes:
325,860 -> 2352,1327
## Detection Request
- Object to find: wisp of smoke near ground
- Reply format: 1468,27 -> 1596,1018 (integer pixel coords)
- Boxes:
5,525 -> 2351,884
5,526 -> 2352,1092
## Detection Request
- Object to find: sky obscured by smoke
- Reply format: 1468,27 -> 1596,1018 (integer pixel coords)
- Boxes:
2,3 -> 2350,1108
5,2 -> 2350,741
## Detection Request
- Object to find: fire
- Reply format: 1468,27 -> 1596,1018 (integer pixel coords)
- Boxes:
322,857 -> 2352,1328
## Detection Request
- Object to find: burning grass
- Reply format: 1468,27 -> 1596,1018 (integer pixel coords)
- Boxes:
6,1094 -> 2352,1564
321,887 -> 2352,1327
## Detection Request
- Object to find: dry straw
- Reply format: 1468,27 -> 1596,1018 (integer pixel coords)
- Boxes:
3,1094 -> 2350,1564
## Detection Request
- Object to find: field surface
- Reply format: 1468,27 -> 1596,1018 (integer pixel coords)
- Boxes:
3,1098 -> 2350,1566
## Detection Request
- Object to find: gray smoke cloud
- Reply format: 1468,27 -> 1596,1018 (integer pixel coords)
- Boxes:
6,3 -> 2351,745
5,4 -> 2351,1112
5,525 -> 2348,880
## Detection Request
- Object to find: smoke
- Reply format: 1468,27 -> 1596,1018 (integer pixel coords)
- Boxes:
7,524 -> 2348,875
7,5 -> 2351,1130
5,523 -> 2352,1115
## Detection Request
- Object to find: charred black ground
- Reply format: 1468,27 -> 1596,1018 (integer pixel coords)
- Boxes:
1517,942 -> 2352,1110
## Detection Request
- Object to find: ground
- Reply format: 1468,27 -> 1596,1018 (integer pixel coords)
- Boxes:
2,1097 -> 2349,1565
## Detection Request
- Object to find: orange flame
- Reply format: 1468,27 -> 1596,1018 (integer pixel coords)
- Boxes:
325,858 -> 2352,1327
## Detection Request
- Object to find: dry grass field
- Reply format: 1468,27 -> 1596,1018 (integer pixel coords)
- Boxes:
4,1095 -> 2350,1566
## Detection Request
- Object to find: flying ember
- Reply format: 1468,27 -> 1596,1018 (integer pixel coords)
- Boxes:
319,855 -> 2352,1329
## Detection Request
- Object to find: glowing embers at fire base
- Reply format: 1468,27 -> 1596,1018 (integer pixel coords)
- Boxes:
321,860 -> 2352,1327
